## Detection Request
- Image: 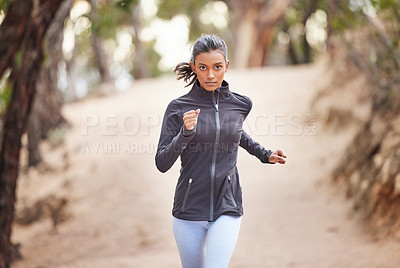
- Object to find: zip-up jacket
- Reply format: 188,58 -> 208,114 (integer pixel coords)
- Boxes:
155,80 -> 273,222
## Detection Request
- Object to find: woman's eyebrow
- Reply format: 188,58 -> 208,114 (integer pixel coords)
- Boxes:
198,62 -> 224,66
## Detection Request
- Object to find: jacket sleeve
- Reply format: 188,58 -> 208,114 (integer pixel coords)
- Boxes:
239,96 -> 273,164
155,100 -> 196,173
239,130 -> 273,164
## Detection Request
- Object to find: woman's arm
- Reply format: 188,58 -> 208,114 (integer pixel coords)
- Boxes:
239,130 -> 286,164
239,130 -> 273,163
155,101 -> 196,173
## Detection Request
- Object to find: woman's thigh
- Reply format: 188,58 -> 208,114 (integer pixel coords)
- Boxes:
205,215 -> 242,268
173,217 -> 208,268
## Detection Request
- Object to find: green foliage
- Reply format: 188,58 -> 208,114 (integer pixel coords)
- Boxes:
90,6 -> 132,39
0,79 -> 12,115
90,0 -> 140,39
329,0 -> 400,32
276,0 -> 326,64
0,0 -> 13,12
329,2 -> 361,32
370,0 -> 399,10
330,0 -> 400,108
157,0 -> 209,20
115,0 -> 139,12
143,39 -> 163,77
157,0 -> 224,41
13,49 -> 23,69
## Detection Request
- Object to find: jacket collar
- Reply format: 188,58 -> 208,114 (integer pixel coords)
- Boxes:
190,80 -> 232,102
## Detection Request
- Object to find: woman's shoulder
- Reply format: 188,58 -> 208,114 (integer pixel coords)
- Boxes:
230,91 -> 253,112
165,92 -> 191,111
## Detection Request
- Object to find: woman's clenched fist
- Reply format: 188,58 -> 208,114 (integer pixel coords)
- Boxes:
183,109 -> 200,130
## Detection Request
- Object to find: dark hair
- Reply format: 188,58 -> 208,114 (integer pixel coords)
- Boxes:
174,34 -> 228,87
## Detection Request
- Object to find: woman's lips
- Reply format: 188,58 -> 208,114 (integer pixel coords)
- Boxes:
205,82 -> 217,86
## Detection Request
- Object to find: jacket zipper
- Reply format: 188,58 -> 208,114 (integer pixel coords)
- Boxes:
228,176 -> 238,207
181,178 -> 192,211
210,91 -> 220,221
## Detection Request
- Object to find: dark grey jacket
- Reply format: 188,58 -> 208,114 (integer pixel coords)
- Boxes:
155,80 -> 273,222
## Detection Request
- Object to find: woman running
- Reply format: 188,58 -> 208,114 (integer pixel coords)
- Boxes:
155,34 -> 286,268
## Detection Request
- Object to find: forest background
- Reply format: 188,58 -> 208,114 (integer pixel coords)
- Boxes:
0,0 -> 399,267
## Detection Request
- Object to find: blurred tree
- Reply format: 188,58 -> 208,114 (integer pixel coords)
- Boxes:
27,0 -> 73,166
224,0 -> 290,67
143,39 -> 163,77
90,0 -> 113,83
157,0 -> 290,67
89,0 -> 156,80
0,0 -> 12,10
0,1 -> 30,78
0,0 -> 65,266
157,0 -> 213,40
299,0 -> 320,63
64,43 -> 79,102
327,0 -> 399,108
280,0 -> 323,64
131,5 -> 150,79
325,0 -> 400,235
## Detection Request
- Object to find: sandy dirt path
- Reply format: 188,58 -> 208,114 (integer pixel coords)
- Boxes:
12,63 -> 400,267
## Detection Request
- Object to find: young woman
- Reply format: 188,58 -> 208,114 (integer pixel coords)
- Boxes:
155,34 -> 286,268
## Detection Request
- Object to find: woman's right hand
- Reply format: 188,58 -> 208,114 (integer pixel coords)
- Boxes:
183,109 -> 200,130
268,149 -> 287,164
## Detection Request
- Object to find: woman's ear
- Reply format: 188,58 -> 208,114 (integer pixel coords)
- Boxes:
225,60 -> 230,72
190,62 -> 196,74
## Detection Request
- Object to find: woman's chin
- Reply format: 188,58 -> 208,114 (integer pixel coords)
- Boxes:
202,84 -> 218,92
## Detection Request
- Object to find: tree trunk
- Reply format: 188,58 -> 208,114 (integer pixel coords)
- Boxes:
302,34 -> 312,63
28,0 -> 73,166
0,1 -> 32,78
282,21 -> 299,64
90,0 -> 112,84
64,44 -> 79,103
288,37 -> 300,65
91,35 -> 112,83
131,5 -> 150,79
230,4 -> 257,68
0,0 -> 64,266
302,0 -> 319,63
249,23 -> 276,66
325,0 -> 340,51
227,0 -> 290,67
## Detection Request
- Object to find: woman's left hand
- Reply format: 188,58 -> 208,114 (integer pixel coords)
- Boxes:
269,149 -> 287,164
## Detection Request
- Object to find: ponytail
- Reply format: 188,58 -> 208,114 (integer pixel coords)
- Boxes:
174,62 -> 197,87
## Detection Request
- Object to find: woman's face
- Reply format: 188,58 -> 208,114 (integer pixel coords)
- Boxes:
190,50 -> 229,92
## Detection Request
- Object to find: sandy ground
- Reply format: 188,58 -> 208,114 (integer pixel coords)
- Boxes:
11,62 -> 400,267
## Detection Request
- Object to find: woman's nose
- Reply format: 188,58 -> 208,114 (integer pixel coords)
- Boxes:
207,70 -> 215,79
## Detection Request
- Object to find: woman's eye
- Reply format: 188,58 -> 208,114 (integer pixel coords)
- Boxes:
200,66 -> 206,70
215,65 -> 222,70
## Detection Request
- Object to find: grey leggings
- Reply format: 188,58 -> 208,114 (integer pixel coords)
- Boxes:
173,215 -> 242,268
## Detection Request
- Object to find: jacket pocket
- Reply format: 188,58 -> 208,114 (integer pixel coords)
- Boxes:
181,178 -> 193,211
227,176 -> 238,207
